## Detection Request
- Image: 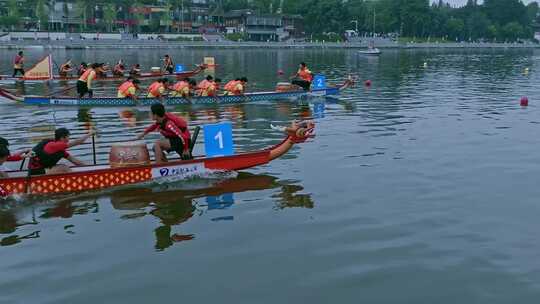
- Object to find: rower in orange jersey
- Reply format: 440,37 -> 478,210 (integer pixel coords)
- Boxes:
200,78 -> 221,97
196,75 -> 213,96
147,78 -> 169,100
224,77 -> 247,95
117,77 -> 141,100
292,62 -> 313,91
171,78 -> 196,98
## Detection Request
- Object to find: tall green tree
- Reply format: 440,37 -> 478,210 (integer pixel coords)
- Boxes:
35,0 -> 48,31
103,3 -> 117,32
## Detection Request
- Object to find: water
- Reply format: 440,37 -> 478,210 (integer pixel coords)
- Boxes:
2,48 -> 540,303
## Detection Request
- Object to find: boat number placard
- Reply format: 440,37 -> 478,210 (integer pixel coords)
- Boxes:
204,122 -> 234,157
313,75 -> 326,89
175,64 -> 184,73
151,163 -> 205,179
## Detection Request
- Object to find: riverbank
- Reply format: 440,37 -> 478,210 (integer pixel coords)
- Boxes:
1,40 -> 539,50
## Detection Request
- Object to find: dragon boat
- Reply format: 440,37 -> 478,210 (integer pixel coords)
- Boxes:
0,122 -> 314,197
0,55 -> 206,84
0,80 -> 352,107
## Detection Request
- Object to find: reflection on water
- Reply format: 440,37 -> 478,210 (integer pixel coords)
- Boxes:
0,173 -> 312,251
3,48 -> 540,303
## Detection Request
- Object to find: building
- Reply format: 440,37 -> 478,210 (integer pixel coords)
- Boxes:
224,9 -> 283,41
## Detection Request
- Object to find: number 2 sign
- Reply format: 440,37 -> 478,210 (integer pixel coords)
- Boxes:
313,74 -> 326,89
203,122 -> 235,157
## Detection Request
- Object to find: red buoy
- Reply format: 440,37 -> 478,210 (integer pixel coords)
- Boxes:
520,96 -> 529,107
365,80 -> 372,87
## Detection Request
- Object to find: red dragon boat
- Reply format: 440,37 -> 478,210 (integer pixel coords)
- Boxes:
0,122 -> 314,198
0,55 -> 206,83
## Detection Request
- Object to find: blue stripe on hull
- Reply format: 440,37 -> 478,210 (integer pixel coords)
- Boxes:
23,88 -> 340,107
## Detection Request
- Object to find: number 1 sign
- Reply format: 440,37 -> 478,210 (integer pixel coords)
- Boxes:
204,122 -> 235,157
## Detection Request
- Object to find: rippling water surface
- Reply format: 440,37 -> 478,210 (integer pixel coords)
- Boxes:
2,48 -> 540,303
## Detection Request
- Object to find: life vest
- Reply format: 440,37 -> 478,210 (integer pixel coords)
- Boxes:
148,82 -> 163,97
173,81 -> 189,92
160,113 -> 191,143
0,185 -> 7,197
78,68 -> 95,82
224,80 -> 239,92
198,79 -> 211,90
206,81 -> 219,96
14,55 -> 22,65
30,139 -> 65,169
298,68 -> 313,82
118,81 -> 135,97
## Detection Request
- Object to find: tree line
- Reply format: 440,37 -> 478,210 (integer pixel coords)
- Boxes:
1,0 -> 538,41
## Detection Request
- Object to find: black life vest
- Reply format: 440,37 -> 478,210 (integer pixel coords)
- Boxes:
31,139 -> 65,169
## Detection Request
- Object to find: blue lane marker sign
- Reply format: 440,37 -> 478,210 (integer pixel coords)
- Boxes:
204,122 -> 234,157
175,64 -> 184,73
313,74 -> 326,89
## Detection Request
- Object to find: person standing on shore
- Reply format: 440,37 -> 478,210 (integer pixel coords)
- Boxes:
12,51 -> 25,77
291,62 -> 313,91
163,55 -> 174,74
77,63 -> 97,98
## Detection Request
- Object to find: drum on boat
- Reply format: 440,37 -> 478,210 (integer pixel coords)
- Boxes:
109,142 -> 151,168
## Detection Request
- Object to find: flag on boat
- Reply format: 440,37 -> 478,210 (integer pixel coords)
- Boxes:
23,55 -> 53,80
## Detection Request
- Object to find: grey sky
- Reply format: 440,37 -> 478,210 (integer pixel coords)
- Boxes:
440,0 -> 536,6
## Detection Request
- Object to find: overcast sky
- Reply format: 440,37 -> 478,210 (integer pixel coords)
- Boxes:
440,0 -> 536,6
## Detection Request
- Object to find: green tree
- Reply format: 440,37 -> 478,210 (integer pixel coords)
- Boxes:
75,0 -> 89,31
103,3 -> 117,32
501,21 -> 523,41
161,3 -> 172,32
7,0 -> 20,30
445,17 -> 465,40
35,0 -> 48,31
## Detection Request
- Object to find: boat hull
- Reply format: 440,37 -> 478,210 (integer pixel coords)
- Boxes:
19,87 -> 340,107
0,149 -> 271,196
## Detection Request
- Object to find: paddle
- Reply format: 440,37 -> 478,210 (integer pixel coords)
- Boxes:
189,126 -> 200,157
91,134 -> 97,165
46,85 -> 76,97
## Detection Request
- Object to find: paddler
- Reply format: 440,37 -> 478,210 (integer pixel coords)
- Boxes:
77,62 -> 88,76
113,60 -> 125,77
292,62 -> 313,91
196,75 -> 213,96
77,63 -> 98,98
117,77 -> 141,100
135,103 -> 191,163
12,51 -> 25,77
206,78 -> 221,97
224,77 -> 247,95
130,64 -> 141,76
147,78 -> 169,100
223,78 -> 240,95
170,78 -> 196,98
95,63 -> 109,78
163,54 -> 174,74
28,128 -> 95,175
59,60 -> 73,78
0,137 -> 31,178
